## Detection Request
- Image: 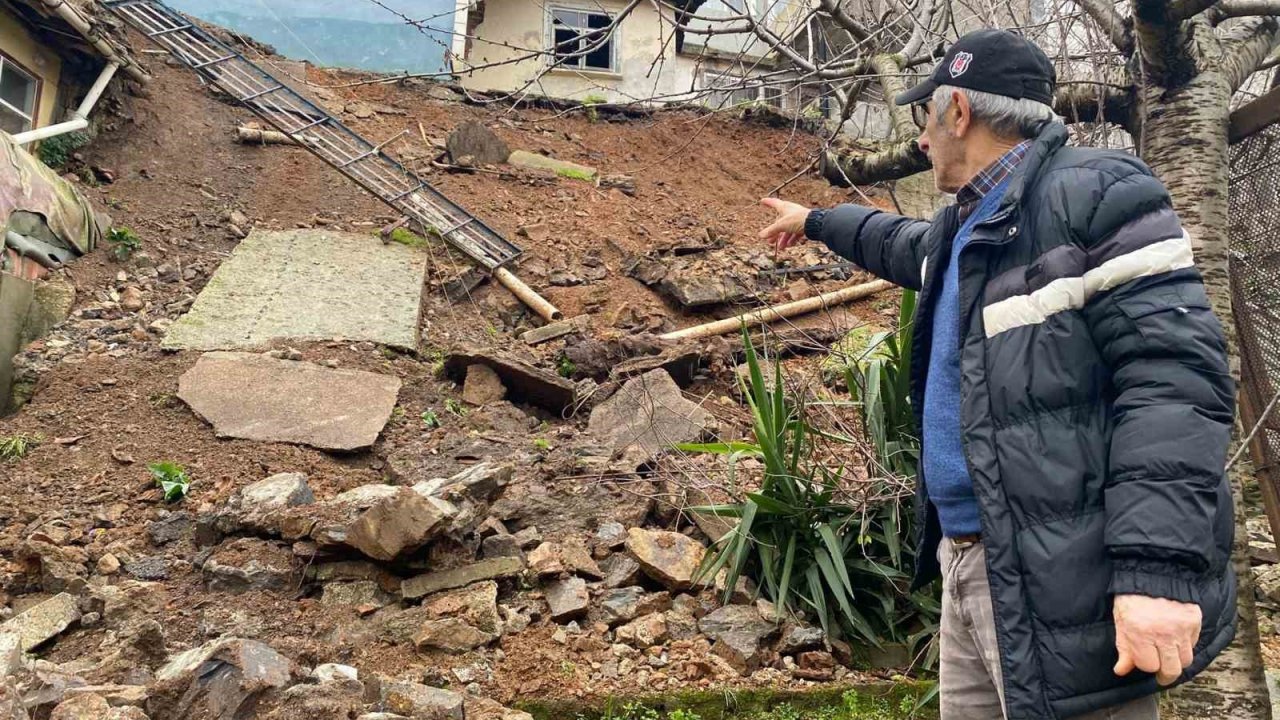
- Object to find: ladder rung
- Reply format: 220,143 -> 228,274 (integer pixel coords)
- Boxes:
240,84 -> 286,102
338,149 -> 378,169
194,54 -> 236,70
149,24 -> 194,37
440,217 -> 475,237
388,184 -> 427,203
101,0 -> 143,7
290,116 -> 329,135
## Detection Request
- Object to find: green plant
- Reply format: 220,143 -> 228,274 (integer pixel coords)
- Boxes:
386,227 -> 430,248
556,166 -> 596,182
842,289 -> 919,479
421,409 -> 440,429
533,437 -> 551,452
107,227 -> 142,262
429,350 -> 447,378
445,398 -> 465,416
37,131 -> 90,169
583,93 -> 607,122
0,434 -> 40,461
148,461 -> 191,502
557,356 -> 577,378
389,406 -> 407,426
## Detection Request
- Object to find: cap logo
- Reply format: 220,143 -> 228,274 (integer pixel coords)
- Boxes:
949,51 -> 973,78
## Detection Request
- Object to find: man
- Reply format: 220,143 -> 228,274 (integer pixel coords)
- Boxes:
759,29 -> 1236,720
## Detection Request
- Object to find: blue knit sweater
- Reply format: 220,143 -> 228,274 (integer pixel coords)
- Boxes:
922,179 -> 1011,537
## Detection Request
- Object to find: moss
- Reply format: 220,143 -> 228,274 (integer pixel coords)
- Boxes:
556,166 -> 597,182
515,681 -> 937,720
386,227 -> 431,248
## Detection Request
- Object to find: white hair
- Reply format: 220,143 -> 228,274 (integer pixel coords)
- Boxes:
933,84 -> 1058,139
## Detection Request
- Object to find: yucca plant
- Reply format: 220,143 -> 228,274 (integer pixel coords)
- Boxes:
681,327 -> 880,644
843,290 -> 918,480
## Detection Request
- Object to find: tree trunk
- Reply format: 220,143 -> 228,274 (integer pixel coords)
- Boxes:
1140,63 -> 1274,720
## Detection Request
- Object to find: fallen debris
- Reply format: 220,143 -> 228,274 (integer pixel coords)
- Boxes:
178,352 -> 401,452
624,528 -> 707,592
401,557 -> 525,599
0,592 -> 80,651
443,350 -> 576,413
447,120 -> 511,166
660,279 -> 895,341
507,150 -> 597,181
587,369 -> 712,465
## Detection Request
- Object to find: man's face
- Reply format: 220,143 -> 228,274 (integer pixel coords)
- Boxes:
914,94 -> 968,194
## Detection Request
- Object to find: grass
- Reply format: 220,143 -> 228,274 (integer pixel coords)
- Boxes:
421,410 -> 440,429
0,434 -> 41,461
583,93 -> 607,123
533,438 -> 552,452
107,227 -> 142,262
148,461 -> 191,502
445,398 -> 465,416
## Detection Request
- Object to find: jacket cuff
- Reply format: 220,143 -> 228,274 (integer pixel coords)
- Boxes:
804,209 -> 827,242
1109,560 -> 1202,604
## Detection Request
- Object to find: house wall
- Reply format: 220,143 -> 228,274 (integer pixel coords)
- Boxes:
0,7 -> 62,130
456,0 -> 783,105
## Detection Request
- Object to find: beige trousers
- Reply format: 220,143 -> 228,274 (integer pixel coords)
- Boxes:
938,537 -> 1159,720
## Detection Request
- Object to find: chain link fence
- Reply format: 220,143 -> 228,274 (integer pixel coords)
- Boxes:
1229,124 -> 1280,502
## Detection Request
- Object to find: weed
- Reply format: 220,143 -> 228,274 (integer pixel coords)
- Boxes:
583,93 -> 607,123
107,227 -> 142,262
445,398 -> 465,416
533,438 -> 551,452
557,356 -> 577,378
485,324 -> 499,338
429,350 -> 447,378
148,392 -> 179,409
389,406 -> 407,426
387,227 -> 430,248
421,409 -> 440,429
148,461 -> 191,502
556,166 -> 596,182
0,434 -> 40,461
558,660 -> 577,678
37,131 -> 90,169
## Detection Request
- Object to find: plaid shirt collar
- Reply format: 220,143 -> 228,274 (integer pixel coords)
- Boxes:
956,140 -> 1032,217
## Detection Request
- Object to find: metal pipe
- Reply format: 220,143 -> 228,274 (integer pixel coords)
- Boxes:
493,267 -> 562,321
39,0 -> 148,83
12,61 -> 119,145
658,279 -> 896,342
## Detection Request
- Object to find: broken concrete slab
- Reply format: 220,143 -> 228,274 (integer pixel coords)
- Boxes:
178,352 -> 401,452
0,592 -> 80,651
587,369 -> 712,465
446,120 -> 510,166
163,229 -> 426,352
401,557 -> 524,599
507,150 -> 597,181
443,350 -> 576,413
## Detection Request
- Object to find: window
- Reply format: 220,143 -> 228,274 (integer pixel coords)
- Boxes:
0,57 -> 38,135
550,7 -> 617,73
700,71 -> 777,109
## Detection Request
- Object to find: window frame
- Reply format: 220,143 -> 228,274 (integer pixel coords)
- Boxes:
546,4 -> 620,75
0,52 -> 41,135
699,69 -> 774,109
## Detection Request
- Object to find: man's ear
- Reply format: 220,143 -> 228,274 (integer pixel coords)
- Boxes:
951,90 -> 971,137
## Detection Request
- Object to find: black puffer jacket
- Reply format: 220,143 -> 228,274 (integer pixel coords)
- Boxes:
808,122 -> 1236,719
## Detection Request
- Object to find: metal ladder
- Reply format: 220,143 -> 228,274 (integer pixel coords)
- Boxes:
98,0 -> 522,271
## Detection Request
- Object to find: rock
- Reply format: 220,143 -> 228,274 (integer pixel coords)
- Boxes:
0,631 -> 19,676
51,694 -> 109,720
446,120 -> 510,166
96,554 -> 121,575
595,522 -> 628,551
795,650 -> 837,681
313,664 -> 359,683
333,485 -> 402,507
276,678 -> 365,718
347,101 -> 377,119
164,639 -> 294,719
560,540 -> 604,580
699,606 -> 778,674
666,609 -> 700,641
0,593 -> 80,651
777,624 -> 825,655
507,150 -> 597,181
177,352 -> 402,452
601,555 -> 642,589
522,318 -> 588,346
527,543 -> 564,576
545,577 -> 590,621
616,613 -> 668,648
321,580 -> 395,608
19,540 -> 87,594
481,534 -> 522,559
588,370 -> 712,465
512,527 -> 542,550
374,678 -> 464,719
464,697 -> 534,720
240,473 -> 314,512
599,587 -> 646,626
625,528 -> 706,591
600,174 -> 636,196
358,715 -> 410,720
203,538 -> 295,593
443,351 -> 576,413
462,364 -> 506,406
106,708 -> 148,719
1258,564 -> 1280,603
0,679 -> 25,719
147,512 -> 192,545
402,557 -> 524,599
120,287 -> 145,312
228,210 -> 251,231
658,273 -> 751,309
414,618 -> 497,653
345,488 -> 446,562
63,685 -> 149,707
715,570 -> 757,605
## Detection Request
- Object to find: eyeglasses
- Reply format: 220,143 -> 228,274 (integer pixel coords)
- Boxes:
911,103 -> 930,130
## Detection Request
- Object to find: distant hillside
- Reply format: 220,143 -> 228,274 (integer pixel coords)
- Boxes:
165,0 -> 455,74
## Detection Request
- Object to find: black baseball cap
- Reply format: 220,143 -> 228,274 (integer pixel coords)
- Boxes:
894,29 -> 1056,107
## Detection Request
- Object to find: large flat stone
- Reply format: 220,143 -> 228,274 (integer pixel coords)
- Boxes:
401,557 -> 524,599
0,592 -> 80,651
588,369 -> 712,464
178,352 -> 401,451
507,150 -> 597,180
162,229 -> 426,351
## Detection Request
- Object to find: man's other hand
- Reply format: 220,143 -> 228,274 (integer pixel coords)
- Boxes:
1113,594 -> 1202,686
759,197 -> 811,251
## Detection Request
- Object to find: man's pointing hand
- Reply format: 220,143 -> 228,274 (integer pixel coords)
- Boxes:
759,197 -> 811,251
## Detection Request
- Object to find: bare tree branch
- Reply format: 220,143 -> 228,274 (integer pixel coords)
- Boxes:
818,0 -> 873,43
1209,0 -> 1280,23
1170,0 -> 1224,21
1221,15 -> 1280,90
1072,0 -> 1135,54
1229,83 -> 1280,141
869,53 -> 918,139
